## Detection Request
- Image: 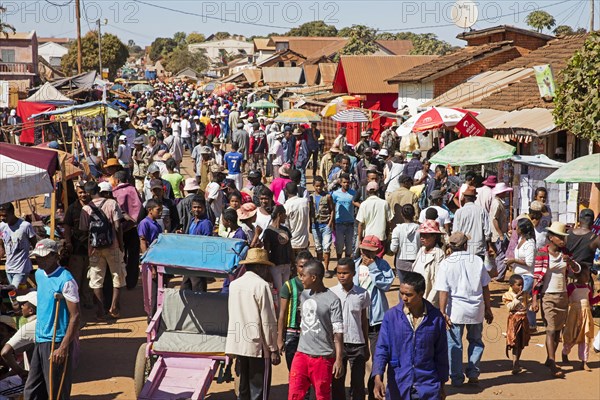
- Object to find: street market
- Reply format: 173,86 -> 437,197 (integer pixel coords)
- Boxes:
0,3 -> 599,400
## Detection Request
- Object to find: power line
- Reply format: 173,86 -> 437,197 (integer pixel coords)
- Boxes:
556,0 -> 585,27
43,0 -> 73,7
132,0 -> 293,30
575,0 -> 589,28
379,0 -> 572,32
80,0 -> 93,32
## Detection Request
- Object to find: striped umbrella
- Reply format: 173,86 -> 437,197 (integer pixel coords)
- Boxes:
429,136 -> 515,166
274,109 -> 322,123
248,99 -> 278,109
332,109 -> 369,123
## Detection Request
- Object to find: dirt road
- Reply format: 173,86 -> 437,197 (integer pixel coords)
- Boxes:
70,153 -> 600,399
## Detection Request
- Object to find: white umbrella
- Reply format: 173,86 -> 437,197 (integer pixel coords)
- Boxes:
332,109 -> 369,123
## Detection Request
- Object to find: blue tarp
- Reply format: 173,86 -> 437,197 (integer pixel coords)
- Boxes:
141,234 -> 247,275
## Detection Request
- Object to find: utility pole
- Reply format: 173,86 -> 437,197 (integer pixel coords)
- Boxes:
591,0 -> 595,32
75,0 -> 82,73
97,19 -> 102,77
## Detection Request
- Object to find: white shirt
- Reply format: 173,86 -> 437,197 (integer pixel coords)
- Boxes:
475,185 -> 494,213
284,196 -> 310,249
384,162 -> 404,193
434,251 -> 491,324
330,283 -> 371,344
543,252 -> 567,293
419,206 -> 451,230
513,238 -> 535,277
205,182 -> 224,220
356,195 -> 392,240
390,223 -> 420,263
271,140 -> 284,166
180,119 -> 191,138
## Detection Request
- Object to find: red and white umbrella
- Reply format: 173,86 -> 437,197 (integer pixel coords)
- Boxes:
411,107 -> 478,132
0,143 -> 58,203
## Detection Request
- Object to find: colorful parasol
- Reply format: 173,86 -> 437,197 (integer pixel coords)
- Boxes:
247,99 -> 278,109
545,154 -> 600,183
429,136 -> 516,166
212,83 -> 237,96
411,107 -> 478,132
332,109 -> 369,123
321,95 -> 358,117
274,109 -> 322,124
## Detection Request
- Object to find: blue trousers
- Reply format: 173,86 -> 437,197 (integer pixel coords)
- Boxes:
447,323 -> 484,385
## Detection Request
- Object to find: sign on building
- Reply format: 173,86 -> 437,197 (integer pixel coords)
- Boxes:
0,81 -> 9,108
533,64 -> 556,99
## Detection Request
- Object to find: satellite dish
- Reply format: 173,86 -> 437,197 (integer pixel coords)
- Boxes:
451,0 -> 479,29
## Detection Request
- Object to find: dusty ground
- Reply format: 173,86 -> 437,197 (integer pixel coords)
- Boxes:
63,153 -> 600,399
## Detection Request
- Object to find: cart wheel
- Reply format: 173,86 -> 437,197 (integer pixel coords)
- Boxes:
134,343 -> 150,396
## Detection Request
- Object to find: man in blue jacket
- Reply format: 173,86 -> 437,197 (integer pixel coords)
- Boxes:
373,271 -> 448,400
354,235 -> 395,399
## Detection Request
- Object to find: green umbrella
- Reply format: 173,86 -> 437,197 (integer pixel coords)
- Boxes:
129,83 -> 155,93
429,136 -> 516,166
545,154 -> 600,183
248,99 -> 278,109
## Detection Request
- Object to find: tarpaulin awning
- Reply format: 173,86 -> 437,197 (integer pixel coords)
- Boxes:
473,108 -> 556,135
24,82 -> 75,105
35,144 -> 84,180
16,102 -> 56,144
50,70 -> 98,91
545,154 -> 600,183
0,143 -> 59,203
511,154 -> 565,169
29,101 -> 127,121
141,234 -> 247,276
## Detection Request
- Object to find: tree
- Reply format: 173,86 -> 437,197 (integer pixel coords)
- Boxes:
0,6 -> 15,38
337,26 -> 354,37
395,32 -> 456,55
128,39 -> 136,47
164,47 -> 209,74
287,20 -> 337,37
149,37 -> 177,61
338,25 -> 379,58
553,33 -> 600,146
553,25 -> 586,36
173,31 -> 187,48
213,32 -> 231,40
187,32 -> 205,44
526,10 -> 556,33
375,32 -> 397,40
61,31 -> 128,79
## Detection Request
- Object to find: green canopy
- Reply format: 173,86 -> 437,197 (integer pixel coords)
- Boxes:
545,153 -> 600,183
248,99 -> 278,109
429,136 -> 516,166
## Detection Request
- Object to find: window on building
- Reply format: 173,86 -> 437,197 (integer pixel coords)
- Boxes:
278,61 -> 284,67
1,49 -> 15,63
290,61 -> 297,67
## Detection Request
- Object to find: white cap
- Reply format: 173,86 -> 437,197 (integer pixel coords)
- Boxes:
98,182 -> 113,193
125,117 -> 131,122
10,109 -> 16,116
17,291 -> 37,307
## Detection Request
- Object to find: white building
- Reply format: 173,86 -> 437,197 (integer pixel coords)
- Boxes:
38,42 -> 68,68
189,38 -> 254,64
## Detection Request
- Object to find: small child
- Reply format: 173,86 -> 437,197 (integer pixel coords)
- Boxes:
288,259 -> 344,400
562,263 -> 600,370
331,257 -> 371,400
502,274 -> 530,374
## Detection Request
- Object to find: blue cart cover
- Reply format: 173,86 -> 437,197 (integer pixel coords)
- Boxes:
141,234 -> 247,276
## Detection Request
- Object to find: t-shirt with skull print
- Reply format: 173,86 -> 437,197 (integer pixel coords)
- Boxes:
297,289 -> 343,357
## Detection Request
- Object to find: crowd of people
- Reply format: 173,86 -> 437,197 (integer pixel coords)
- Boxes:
0,80 -> 598,399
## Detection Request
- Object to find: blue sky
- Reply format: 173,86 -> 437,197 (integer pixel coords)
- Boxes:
1,0 -> 594,46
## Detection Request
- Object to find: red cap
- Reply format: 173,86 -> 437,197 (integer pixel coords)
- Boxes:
359,235 -> 382,252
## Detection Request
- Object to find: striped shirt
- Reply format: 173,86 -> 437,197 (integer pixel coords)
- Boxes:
280,276 -> 303,330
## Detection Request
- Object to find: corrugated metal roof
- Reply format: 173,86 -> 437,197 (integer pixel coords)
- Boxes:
254,38 -> 275,51
480,108 -> 556,134
304,65 -> 319,86
338,55 -> 438,94
387,41 -> 514,83
375,40 -> 414,55
262,67 -> 304,84
269,36 -> 348,59
318,63 -> 337,85
421,68 -> 533,108
0,31 -> 35,40
242,69 -> 262,84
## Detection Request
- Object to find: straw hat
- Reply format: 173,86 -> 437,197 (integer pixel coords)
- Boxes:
546,221 -> 569,237
449,232 -> 471,247
104,158 -> 120,168
237,203 -> 257,220
239,248 -> 274,267
161,152 -> 172,161
330,146 -> 341,154
278,163 -> 291,177
418,220 -> 442,234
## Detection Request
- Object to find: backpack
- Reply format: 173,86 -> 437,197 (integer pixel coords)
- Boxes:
88,200 -> 114,248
